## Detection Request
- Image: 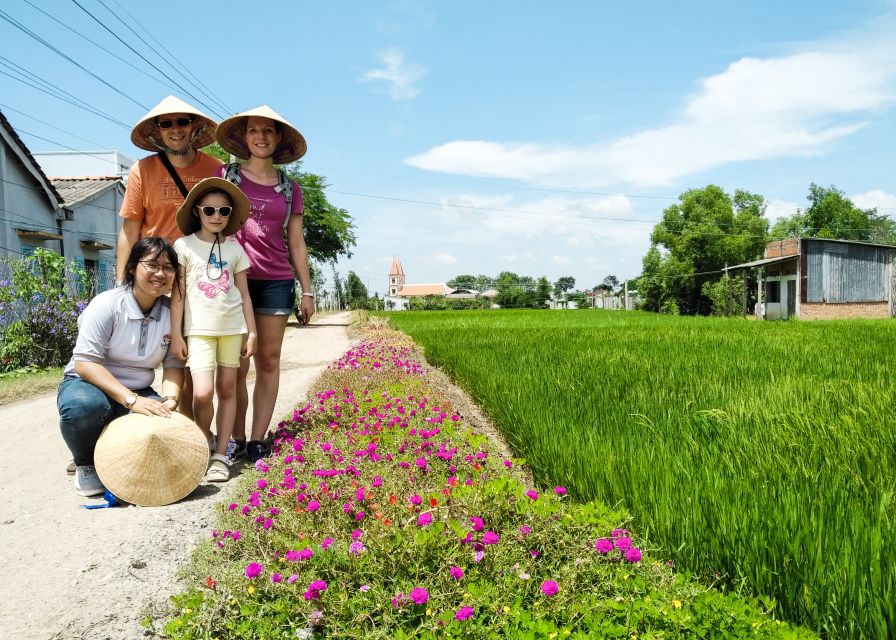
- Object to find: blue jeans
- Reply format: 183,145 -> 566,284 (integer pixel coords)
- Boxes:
57,376 -> 159,466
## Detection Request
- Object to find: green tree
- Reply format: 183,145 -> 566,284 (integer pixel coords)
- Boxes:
769,183 -> 896,244
346,271 -> 369,309
446,274 -> 478,290
553,276 -> 575,296
595,274 -> 619,293
535,276 -> 551,308
648,185 -> 768,315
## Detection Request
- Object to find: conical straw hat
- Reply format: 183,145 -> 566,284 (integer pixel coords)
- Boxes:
131,95 -> 218,152
176,177 -> 250,236
94,412 -> 209,507
216,105 -> 306,164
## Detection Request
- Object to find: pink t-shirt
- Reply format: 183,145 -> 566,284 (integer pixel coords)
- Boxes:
216,166 -> 303,280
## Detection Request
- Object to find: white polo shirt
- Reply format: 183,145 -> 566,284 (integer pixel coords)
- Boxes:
63,286 -> 184,390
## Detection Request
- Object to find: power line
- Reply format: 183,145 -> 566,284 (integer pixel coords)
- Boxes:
70,0 -> 225,120
107,0 -> 232,116
19,0 -> 188,98
0,102 -> 112,150
0,7 -> 148,110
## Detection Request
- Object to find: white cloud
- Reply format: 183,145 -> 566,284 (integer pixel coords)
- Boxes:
422,251 -> 458,266
851,189 -> 896,212
360,48 -> 427,101
499,254 -> 519,264
406,33 -> 896,188
550,255 -> 572,266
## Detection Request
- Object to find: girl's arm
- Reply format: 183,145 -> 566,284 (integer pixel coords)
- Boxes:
234,269 -> 257,358
169,265 -> 188,360
286,212 -> 315,324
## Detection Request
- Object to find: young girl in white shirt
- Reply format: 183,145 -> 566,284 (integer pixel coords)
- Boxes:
170,177 -> 257,481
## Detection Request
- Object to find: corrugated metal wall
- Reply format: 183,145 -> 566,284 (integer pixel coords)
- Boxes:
806,240 -> 894,302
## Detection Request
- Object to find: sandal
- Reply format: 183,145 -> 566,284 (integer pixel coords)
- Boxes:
206,454 -> 230,482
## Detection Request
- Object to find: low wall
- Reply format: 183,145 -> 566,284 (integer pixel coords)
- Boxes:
800,301 -> 890,320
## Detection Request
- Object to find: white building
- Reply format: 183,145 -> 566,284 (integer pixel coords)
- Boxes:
33,150 -> 134,181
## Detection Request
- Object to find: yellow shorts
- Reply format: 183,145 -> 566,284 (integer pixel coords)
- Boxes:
186,334 -> 243,373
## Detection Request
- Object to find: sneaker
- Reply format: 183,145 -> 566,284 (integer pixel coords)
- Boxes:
246,440 -> 269,463
66,459 -> 76,475
74,465 -> 106,497
226,438 -> 247,462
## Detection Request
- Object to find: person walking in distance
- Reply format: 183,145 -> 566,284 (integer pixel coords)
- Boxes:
215,106 -> 315,463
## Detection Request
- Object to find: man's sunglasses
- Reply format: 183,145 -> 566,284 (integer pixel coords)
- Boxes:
157,117 -> 193,128
196,205 -> 233,217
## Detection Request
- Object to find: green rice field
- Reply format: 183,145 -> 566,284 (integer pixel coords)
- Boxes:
385,309 -> 895,639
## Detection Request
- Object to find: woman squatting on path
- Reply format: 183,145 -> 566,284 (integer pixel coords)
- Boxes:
215,106 -> 315,463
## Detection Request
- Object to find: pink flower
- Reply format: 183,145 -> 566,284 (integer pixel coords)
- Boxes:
355,510 -> 365,521
350,541 -> 365,555
469,516 -> 484,531
503,459 -> 513,469
303,580 -> 328,600
355,487 -> 365,502
449,566 -> 464,580
307,499 -> 320,512
540,580 -> 559,596
625,547 -> 643,563
359,584 -> 370,592
299,548 -> 314,560
615,537 -> 632,552
554,486 -> 567,496
482,531 -> 500,545
417,512 -> 433,527
244,562 -> 263,579
372,475 -> 383,487
321,537 -> 334,550
474,550 -> 484,563
455,606 -> 475,621
351,529 -> 363,540
271,573 -> 282,583
595,538 -> 614,554
285,550 -> 300,562
409,494 -> 422,506
526,490 -> 539,501
287,574 -> 299,584
519,525 -> 531,536
409,587 -> 429,605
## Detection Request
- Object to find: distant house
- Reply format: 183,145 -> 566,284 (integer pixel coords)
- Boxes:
0,110 -> 65,260
384,257 -> 451,310
51,177 -> 125,293
33,150 -> 134,181
727,237 -> 896,320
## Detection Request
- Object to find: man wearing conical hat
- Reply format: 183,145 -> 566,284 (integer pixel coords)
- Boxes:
115,96 -> 223,282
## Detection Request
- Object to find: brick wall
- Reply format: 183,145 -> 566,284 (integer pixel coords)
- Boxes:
765,238 -> 799,259
800,302 -> 890,320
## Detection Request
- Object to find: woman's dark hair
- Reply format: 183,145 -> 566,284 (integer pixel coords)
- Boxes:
187,188 -> 234,233
124,237 -> 182,296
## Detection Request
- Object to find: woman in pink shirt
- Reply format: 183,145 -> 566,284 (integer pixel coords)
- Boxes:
215,106 -> 315,463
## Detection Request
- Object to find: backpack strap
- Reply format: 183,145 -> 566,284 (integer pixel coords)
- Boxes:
223,162 -> 242,186
157,153 -> 188,198
275,169 -> 293,229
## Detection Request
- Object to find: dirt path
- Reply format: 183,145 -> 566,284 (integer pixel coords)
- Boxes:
0,312 -> 354,640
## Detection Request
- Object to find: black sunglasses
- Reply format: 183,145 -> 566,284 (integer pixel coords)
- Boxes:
157,117 -> 192,129
196,205 -> 233,217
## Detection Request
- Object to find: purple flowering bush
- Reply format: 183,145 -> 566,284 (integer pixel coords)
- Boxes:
165,323 -> 815,639
0,250 -> 88,372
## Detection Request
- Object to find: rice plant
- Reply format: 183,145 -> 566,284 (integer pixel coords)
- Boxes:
387,310 -> 896,639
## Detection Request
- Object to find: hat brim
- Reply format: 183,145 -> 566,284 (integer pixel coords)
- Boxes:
216,106 -> 306,164
131,96 -> 218,152
94,413 -> 209,507
175,177 -> 251,237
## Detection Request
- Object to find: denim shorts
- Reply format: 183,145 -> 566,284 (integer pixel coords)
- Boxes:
247,278 -> 295,315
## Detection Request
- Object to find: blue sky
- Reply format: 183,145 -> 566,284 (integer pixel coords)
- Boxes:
3,1 -> 896,293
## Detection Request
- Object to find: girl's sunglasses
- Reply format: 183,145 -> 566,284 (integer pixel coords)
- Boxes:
157,117 -> 192,128
196,205 -> 233,217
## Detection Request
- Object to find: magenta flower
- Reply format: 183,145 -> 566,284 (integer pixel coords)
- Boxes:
303,579 -> 328,600
299,548 -> 314,560
417,512 -> 433,527
474,550 -> 485,563
307,499 -> 320,512
285,550 -> 300,562
595,538 -> 614,554
482,531 -> 500,545
350,541 -> 365,555
526,490 -> 539,501
355,510 -> 365,521
470,516 -> 484,531
271,573 -> 282,583
615,537 -> 632,552
244,562 -> 263,579
287,574 -> 299,584
540,580 -> 559,596
355,487 -> 365,502
455,606 -> 475,621
625,547 -> 643,563
409,494 -> 422,506
351,529 -> 363,540
503,459 -> 513,469
450,566 -> 464,580
409,587 -> 429,605
321,537 -> 334,550
519,525 -> 531,536
372,475 -> 383,487
554,486 -> 567,496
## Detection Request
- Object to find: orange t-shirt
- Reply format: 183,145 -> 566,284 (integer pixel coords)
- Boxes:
118,151 -> 223,242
